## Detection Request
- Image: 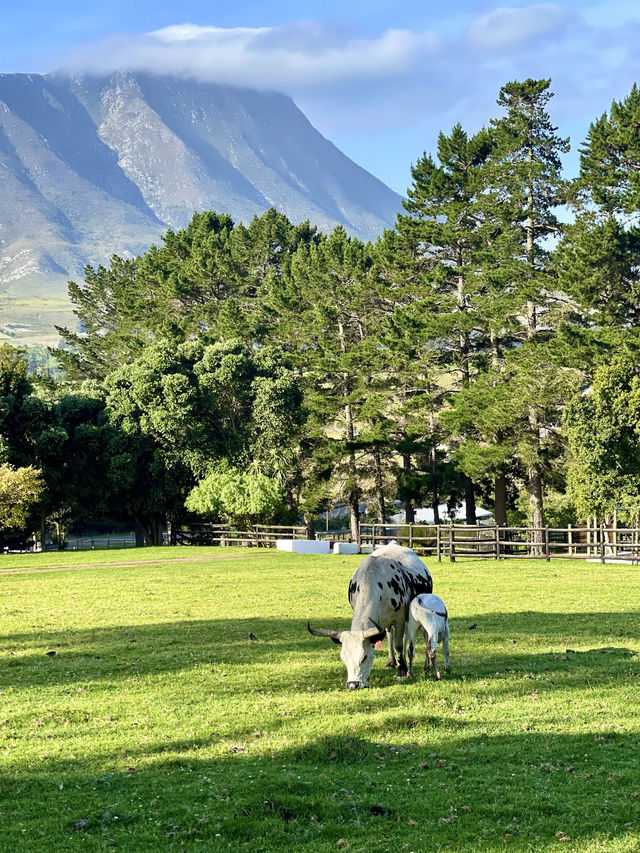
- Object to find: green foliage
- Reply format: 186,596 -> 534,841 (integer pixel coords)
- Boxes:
102,339 -> 302,541
579,83 -> 640,216
185,463 -> 284,528
0,463 -> 43,534
565,359 -> 640,520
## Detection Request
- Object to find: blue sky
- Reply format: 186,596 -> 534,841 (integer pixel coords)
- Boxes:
3,1 -> 640,194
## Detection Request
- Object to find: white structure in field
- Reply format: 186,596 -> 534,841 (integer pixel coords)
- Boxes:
332,542 -> 360,555
276,539 -> 331,555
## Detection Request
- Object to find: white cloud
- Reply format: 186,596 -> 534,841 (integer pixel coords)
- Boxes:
466,4 -> 576,52
61,22 -> 442,87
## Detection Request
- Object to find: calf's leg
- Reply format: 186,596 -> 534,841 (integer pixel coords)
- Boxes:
428,637 -> 441,681
443,623 -> 451,674
405,616 -> 417,677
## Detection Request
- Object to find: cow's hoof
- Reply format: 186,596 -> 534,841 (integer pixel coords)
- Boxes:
384,662 -> 397,669
444,667 -> 451,675
434,672 -> 442,681
397,669 -> 408,680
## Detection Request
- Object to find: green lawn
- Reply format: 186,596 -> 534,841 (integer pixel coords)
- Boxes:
1,548 -> 639,852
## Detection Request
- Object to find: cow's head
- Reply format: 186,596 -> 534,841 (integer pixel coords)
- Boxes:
307,621 -> 386,689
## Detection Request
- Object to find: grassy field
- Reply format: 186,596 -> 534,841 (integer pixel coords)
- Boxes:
1,547 -> 640,852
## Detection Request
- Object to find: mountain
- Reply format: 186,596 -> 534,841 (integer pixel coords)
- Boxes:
0,71 -> 402,346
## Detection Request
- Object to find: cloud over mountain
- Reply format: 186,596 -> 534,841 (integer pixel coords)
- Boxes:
60,22 -> 442,87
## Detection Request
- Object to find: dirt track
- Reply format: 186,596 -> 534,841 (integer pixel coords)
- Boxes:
0,552 -> 278,576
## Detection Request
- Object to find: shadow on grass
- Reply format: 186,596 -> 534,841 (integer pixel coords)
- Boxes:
4,729 -> 640,852
2,611 -> 639,696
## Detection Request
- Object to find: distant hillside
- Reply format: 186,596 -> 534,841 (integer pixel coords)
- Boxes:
0,71 -> 402,345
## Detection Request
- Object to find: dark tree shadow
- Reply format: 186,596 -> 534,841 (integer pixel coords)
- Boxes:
4,730 -> 640,851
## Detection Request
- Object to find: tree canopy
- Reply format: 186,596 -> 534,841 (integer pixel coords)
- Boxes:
5,78 -> 640,547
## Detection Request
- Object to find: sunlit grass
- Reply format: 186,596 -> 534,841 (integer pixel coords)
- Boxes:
1,548 -> 639,851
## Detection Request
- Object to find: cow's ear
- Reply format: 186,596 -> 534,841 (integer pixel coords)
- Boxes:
331,636 -> 342,645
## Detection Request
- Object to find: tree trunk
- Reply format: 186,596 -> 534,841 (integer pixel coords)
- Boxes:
134,515 -> 164,547
528,404 -> 544,554
402,452 -> 415,524
166,518 -> 176,546
348,476 -> 360,544
40,510 -> 46,552
304,516 -> 316,540
465,476 -> 477,525
372,445 -> 386,523
432,492 -> 441,525
494,472 -> 507,526
429,408 -> 440,524
456,255 -> 470,387
525,177 -> 544,549
528,462 -> 544,556
339,319 -> 361,544
134,518 -> 146,547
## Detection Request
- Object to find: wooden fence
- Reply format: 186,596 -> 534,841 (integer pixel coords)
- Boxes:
174,523 -> 307,547
174,522 -> 640,562
360,523 -> 640,562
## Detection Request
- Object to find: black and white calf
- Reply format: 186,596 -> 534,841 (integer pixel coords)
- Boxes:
308,542 -> 433,689
405,593 -> 450,680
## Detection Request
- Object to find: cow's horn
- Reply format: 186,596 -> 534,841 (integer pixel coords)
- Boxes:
363,620 -> 385,640
307,621 -> 342,640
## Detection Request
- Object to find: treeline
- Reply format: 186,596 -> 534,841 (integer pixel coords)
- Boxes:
3,77 -> 640,548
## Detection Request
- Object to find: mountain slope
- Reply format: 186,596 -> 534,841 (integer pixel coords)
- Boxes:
0,71 -> 402,345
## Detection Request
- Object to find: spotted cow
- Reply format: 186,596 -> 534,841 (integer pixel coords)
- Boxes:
307,542 -> 433,689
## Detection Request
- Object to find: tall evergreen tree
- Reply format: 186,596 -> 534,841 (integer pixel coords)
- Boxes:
477,79 -> 569,536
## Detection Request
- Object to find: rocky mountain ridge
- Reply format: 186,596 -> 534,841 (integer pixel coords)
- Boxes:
0,71 -> 402,344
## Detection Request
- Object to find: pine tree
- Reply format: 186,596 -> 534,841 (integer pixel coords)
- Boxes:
481,79 -> 569,538
385,125 -> 494,522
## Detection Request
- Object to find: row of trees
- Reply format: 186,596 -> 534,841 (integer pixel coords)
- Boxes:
3,77 -> 640,548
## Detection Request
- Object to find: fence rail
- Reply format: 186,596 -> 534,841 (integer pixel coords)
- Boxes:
174,523 -> 306,547
360,522 -> 640,562
30,522 -> 640,561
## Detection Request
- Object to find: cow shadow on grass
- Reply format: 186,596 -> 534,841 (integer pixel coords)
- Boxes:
1,611 -> 639,695
4,727 -> 640,852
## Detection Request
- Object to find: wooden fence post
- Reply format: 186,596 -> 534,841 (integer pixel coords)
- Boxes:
436,525 -> 441,562
495,525 -> 500,560
568,524 -> 573,557
600,524 -> 605,563
544,527 -> 550,562
409,523 -> 413,550
449,525 -> 455,563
